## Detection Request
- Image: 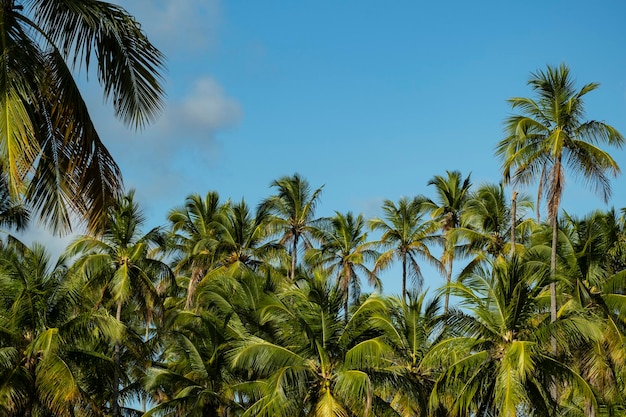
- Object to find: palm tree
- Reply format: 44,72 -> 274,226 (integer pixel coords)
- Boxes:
495,63 -> 624,329
379,292 -> 447,417
228,270 -> 395,417
421,170 -> 472,313
143,286 -> 244,417
556,211 -> 626,414
307,211 -> 381,321
0,175 -> 29,231
431,256 -> 600,417
0,237 -> 122,416
457,183 -> 534,276
213,199 -> 284,274
66,191 -> 172,417
167,191 -> 227,309
369,197 -> 443,301
260,173 -> 324,281
0,0 -> 165,233
603,208 -> 626,275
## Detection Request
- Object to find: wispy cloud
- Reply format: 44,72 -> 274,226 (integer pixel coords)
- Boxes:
172,77 -> 242,132
109,76 -> 241,161
116,0 -> 220,55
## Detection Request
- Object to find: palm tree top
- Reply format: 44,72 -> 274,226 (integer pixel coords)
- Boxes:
422,170 -> 472,231
263,173 -> 324,224
496,63 -> 624,217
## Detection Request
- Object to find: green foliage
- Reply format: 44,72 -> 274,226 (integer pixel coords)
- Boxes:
0,0 -> 165,233
369,197 -> 443,300
0,237 -> 122,416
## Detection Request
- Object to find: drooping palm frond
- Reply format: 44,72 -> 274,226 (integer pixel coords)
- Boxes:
32,0 -> 166,128
0,0 -> 165,234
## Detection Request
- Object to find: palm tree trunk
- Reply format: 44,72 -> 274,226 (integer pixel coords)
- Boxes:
550,216 -> 558,324
291,235 -> 298,281
536,166 -> 546,223
443,235 -> 453,315
549,213 -> 559,403
510,191 -> 517,257
444,258 -> 452,314
585,398 -> 596,417
402,253 -> 407,301
142,314 -> 151,413
344,267 -> 351,322
113,299 -> 122,417
185,267 -> 203,309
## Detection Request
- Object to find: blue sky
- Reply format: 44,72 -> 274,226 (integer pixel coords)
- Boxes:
23,0 -> 626,295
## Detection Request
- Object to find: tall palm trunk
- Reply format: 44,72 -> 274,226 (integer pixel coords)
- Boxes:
510,191 -> 517,257
185,267 -> 204,309
142,312 -> 152,413
550,215 -> 558,333
113,299 -> 123,417
344,267 -> 351,323
401,251 -> 407,301
443,233 -> 453,315
291,234 -> 298,281
549,184 -> 561,403
444,258 -> 452,314
550,158 -> 562,350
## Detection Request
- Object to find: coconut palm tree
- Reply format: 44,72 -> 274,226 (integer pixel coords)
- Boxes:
307,211 -> 381,321
369,197 -> 443,301
584,269 -> 626,416
213,198 -> 284,274
379,292 -> 447,417
228,270 -> 395,417
420,170 -> 472,313
556,211 -> 626,415
143,287 -> 244,417
0,237 -> 122,416
495,63 -> 624,328
431,255 -> 600,417
260,173 -> 324,281
602,208 -> 626,275
167,191 -> 227,309
0,0 -> 165,233
66,190 -> 172,417
0,175 -> 29,231
456,183 -> 534,277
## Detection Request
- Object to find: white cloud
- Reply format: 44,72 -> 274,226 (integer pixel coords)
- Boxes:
176,78 -> 242,131
126,76 -> 242,153
114,0 -> 219,55
101,74 -> 241,154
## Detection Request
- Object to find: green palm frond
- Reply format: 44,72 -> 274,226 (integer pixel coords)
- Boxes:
313,389 -> 349,417
32,0 -> 166,128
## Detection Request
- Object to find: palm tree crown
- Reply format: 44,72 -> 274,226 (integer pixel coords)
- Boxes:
308,211 -> 380,321
369,197 -> 442,301
496,63 -> 624,223
260,173 -> 324,281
